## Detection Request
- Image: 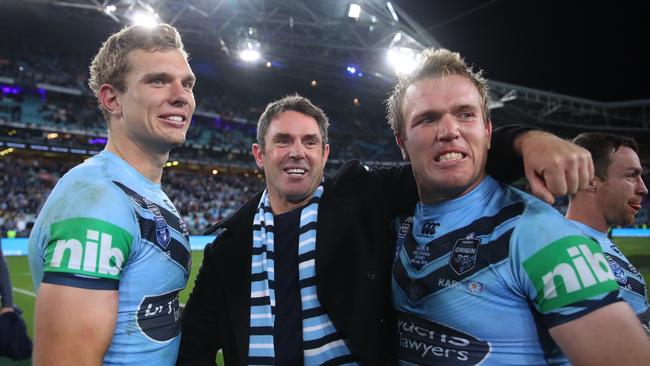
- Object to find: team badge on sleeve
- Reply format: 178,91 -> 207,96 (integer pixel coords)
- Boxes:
522,235 -> 618,312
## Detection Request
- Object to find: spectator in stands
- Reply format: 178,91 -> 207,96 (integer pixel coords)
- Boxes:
178,94 -> 593,365
29,23 -> 195,366
566,133 -> 649,334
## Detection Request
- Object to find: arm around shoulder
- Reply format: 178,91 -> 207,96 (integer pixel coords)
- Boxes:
33,283 -> 117,366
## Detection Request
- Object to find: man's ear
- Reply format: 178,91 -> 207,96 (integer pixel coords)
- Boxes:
395,135 -> 409,161
98,84 -> 122,120
485,119 -> 493,150
252,143 -> 265,169
585,178 -> 598,193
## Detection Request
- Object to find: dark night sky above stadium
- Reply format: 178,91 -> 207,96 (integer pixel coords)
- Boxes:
399,0 -> 650,102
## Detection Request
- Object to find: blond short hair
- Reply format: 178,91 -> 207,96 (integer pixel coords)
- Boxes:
88,23 -> 187,122
386,48 -> 490,140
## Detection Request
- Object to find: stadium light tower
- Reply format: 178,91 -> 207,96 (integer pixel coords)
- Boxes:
348,4 -> 361,20
386,32 -> 424,76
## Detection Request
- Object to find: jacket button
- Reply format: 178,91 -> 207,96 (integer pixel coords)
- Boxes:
367,271 -> 376,280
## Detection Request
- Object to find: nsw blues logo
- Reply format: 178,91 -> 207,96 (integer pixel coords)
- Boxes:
465,280 -> 486,295
145,198 -> 171,249
154,215 -> 171,249
604,253 -> 627,284
450,233 -> 480,276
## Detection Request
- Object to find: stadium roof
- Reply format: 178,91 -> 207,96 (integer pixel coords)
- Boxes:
3,0 -> 650,133
9,0 -> 442,92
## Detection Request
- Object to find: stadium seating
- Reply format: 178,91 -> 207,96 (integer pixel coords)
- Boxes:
0,42 -> 648,238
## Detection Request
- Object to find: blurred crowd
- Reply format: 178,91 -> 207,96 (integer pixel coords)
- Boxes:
0,156 -> 264,237
0,42 -> 402,163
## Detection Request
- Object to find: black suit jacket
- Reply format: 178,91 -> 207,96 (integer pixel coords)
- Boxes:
178,161 -> 417,365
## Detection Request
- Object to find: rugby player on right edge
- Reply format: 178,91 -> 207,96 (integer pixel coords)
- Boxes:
566,133 -> 649,335
387,48 -> 650,365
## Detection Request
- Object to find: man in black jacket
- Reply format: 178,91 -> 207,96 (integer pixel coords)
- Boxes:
178,95 -> 593,365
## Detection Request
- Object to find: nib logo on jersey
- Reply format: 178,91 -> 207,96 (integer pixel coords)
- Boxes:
44,217 -> 133,280
523,235 -> 618,312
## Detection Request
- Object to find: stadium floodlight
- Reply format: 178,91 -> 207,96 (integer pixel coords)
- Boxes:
346,66 -> 357,74
104,5 -> 117,15
131,10 -> 159,28
348,4 -> 361,19
386,2 -> 399,22
386,32 -> 424,76
240,49 -> 261,62
239,40 -> 261,62
237,28 -> 263,63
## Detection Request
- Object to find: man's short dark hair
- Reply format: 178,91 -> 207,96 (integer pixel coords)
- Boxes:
256,95 -> 329,151
572,132 -> 639,180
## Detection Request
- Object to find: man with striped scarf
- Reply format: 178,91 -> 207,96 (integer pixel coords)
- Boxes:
178,95 -> 594,365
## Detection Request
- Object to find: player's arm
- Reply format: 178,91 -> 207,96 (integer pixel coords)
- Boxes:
519,224 -> 650,365
31,184 -> 135,365
490,126 -> 593,204
550,301 -> 650,365
33,284 -> 117,366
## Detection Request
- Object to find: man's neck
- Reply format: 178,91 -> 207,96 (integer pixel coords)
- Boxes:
419,175 -> 488,206
566,202 -> 609,233
105,138 -> 168,184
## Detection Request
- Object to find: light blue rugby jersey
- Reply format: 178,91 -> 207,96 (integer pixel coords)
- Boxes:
28,150 -> 191,366
392,176 -> 621,366
569,220 -> 650,334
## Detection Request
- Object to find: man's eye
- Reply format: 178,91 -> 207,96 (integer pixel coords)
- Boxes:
151,79 -> 164,85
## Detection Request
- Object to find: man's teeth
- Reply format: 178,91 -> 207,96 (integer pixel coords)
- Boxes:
438,152 -> 464,162
286,168 -> 306,175
164,115 -> 183,122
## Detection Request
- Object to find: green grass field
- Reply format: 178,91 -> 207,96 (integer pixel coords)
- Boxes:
2,237 -> 649,365
1,251 -> 208,366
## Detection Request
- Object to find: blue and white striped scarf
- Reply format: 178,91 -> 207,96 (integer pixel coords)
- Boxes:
247,186 -> 359,365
